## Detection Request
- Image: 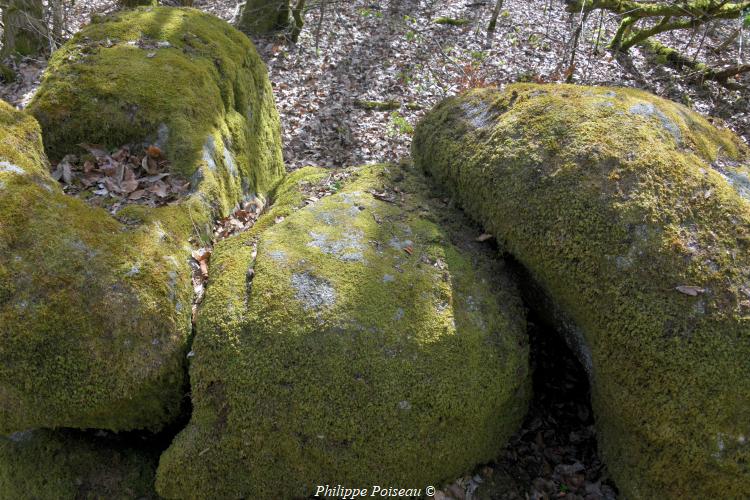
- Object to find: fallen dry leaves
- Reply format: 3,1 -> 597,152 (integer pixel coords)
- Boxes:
51,143 -> 190,214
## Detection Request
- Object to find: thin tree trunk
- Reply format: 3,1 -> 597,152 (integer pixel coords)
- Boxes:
0,0 -> 48,58
51,0 -> 64,45
566,9 -> 590,82
290,0 -> 306,43
486,0 -> 504,42
314,0 -> 326,52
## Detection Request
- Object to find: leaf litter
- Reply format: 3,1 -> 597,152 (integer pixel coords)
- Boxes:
51,143 -> 190,215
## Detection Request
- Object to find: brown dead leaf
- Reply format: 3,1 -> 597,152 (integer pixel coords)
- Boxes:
111,147 -> 129,162
234,209 -> 252,222
145,173 -> 170,182
142,155 -> 160,175
147,145 -> 162,158
121,179 -> 139,194
404,245 -> 413,255
121,168 -> 139,193
104,177 -> 122,194
171,179 -> 190,193
675,285 -> 705,296
81,172 -> 103,187
128,189 -> 146,200
148,180 -> 169,198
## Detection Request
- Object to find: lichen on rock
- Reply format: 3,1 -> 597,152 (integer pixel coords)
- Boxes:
413,83 -> 750,498
0,6 -> 283,433
155,163 -> 531,499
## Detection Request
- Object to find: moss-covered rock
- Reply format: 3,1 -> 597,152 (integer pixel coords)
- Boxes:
155,163 -> 531,498
0,429 -> 159,499
28,6 -> 283,205
413,84 -> 750,498
237,0 -> 290,35
0,7 -> 283,433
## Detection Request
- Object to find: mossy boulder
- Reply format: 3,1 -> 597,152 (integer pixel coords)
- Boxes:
238,0 -> 290,35
0,429 -> 159,499
413,83 -> 750,498
0,8 -> 283,433
27,6 -> 283,203
156,164 -> 531,498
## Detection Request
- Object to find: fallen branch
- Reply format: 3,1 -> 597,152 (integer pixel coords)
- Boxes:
642,38 -> 750,83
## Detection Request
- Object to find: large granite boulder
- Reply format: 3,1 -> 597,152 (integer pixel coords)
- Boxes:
156,164 -> 531,498
413,83 -> 750,498
0,6 -> 283,433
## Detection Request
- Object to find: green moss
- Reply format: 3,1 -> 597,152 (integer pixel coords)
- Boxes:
0,103 -> 191,432
434,17 -> 472,26
156,163 -> 530,498
120,0 -> 158,6
0,429 -> 159,499
0,8 -> 283,434
355,99 -> 401,111
27,6 -> 283,200
0,64 -> 14,83
413,84 -> 750,498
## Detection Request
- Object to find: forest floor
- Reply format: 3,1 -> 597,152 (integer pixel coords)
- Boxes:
3,0 -> 749,170
3,0 -> 750,498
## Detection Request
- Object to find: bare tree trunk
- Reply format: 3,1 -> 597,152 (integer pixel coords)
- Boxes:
237,0 -> 290,35
566,9 -> 590,82
487,0 -> 504,43
314,0 -> 326,51
51,0 -> 64,45
290,0 -> 306,43
0,0 -> 48,59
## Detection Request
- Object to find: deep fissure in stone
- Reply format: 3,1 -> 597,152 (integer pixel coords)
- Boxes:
475,253 -> 619,499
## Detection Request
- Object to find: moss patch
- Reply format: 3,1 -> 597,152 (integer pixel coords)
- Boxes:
155,163 -> 530,498
0,8 -> 283,433
0,429 -> 159,499
413,83 -> 750,498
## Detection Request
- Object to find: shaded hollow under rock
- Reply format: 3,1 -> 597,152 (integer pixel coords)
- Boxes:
475,310 -> 618,500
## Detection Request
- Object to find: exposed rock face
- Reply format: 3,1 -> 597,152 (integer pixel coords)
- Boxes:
0,7 -> 283,433
413,83 -> 750,498
156,164 -> 531,498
